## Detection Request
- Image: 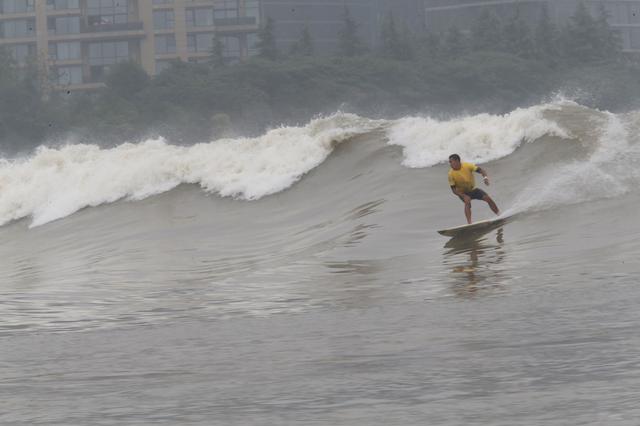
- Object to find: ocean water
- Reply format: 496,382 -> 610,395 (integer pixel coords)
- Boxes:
2,101 -> 640,425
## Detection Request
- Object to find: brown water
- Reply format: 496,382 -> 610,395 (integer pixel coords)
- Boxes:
2,103 -> 640,425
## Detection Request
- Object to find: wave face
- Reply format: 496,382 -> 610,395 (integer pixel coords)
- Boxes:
0,113 -> 382,227
3,99 -> 639,228
386,102 -> 570,168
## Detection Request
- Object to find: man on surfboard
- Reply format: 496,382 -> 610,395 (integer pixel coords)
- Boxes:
448,154 -> 499,224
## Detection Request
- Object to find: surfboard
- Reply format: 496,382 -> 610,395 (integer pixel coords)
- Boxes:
437,216 -> 508,238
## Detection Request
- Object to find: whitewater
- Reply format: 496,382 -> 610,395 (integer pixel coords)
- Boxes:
0,101 -> 571,227
3,100 -> 640,426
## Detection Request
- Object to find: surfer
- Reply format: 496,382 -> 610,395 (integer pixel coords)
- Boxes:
448,154 -> 499,224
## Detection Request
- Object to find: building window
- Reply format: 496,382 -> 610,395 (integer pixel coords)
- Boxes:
52,66 -> 83,85
8,43 -> 34,64
214,0 -> 239,19
186,8 -> 214,27
247,33 -> 259,56
0,0 -> 34,14
47,16 -> 80,35
630,4 -> 640,25
631,28 -> 640,50
155,34 -> 176,54
187,32 -> 214,53
46,0 -> 79,10
222,36 -> 240,59
0,19 -> 35,39
87,0 -> 129,27
244,0 -> 259,20
153,10 -> 174,29
48,41 -> 81,60
88,40 -> 129,65
88,41 -> 129,82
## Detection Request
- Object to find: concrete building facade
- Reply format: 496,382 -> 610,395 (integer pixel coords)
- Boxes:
0,0 -> 260,91
260,0 -> 426,55
423,0 -> 640,54
259,0 -> 640,55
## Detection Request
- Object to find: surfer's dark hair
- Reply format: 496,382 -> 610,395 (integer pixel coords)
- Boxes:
449,154 -> 461,162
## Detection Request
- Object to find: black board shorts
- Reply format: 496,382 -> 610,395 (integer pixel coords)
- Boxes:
458,188 -> 487,202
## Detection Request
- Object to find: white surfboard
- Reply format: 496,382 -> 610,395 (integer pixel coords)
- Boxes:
437,216 -> 508,238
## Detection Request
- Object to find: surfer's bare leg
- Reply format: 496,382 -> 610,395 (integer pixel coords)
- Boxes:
483,195 -> 499,215
464,199 -> 472,224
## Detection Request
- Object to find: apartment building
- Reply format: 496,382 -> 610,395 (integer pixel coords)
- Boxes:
423,0 -> 640,53
261,0 -> 425,55
0,0 -> 260,91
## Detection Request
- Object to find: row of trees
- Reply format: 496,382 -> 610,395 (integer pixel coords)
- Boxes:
257,3 -> 621,65
0,3 -> 633,155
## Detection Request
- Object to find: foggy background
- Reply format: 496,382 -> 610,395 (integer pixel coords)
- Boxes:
0,0 -> 637,155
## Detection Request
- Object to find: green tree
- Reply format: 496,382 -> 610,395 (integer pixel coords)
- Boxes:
380,12 -> 413,60
562,2 -> 605,63
442,26 -> 468,58
210,34 -> 225,67
289,25 -> 314,57
472,9 -> 503,51
256,17 -> 278,60
594,4 -> 621,60
105,61 -> 150,100
338,6 -> 366,57
380,11 -> 400,57
534,4 -> 560,64
503,12 -> 535,59
0,47 -> 16,88
0,50 -> 50,149
416,31 -> 441,62
397,23 -> 415,60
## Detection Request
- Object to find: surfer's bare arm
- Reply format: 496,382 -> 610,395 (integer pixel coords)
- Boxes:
476,167 -> 490,185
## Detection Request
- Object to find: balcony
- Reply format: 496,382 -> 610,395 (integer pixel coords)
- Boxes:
82,21 -> 143,33
214,17 -> 257,27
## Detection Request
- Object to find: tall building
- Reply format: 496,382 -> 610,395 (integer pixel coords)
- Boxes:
261,0 -> 425,55
423,0 -> 640,54
424,0 -> 548,33
0,0 -> 260,91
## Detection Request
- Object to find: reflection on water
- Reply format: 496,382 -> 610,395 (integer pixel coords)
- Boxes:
442,228 -> 508,298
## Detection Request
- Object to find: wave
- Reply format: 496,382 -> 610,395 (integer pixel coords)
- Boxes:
505,108 -> 640,215
0,113 -> 382,227
2,100 -> 639,228
386,101 -> 572,168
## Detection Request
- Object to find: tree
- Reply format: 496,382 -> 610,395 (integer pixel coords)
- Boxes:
289,25 -> 314,57
472,9 -> 503,52
380,11 -> 400,57
397,23 -> 415,60
416,31 -> 441,62
209,34 -> 225,67
442,26 -> 468,58
256,17 -> 278,60
562,2 -> 603,63
594,4 -> 621,60
534,4 -> 560,64
0,47 -> 16,86
338,6 -> 366,57
105,61 -> 150,100
380,12 -> 413,60
503,12 -> 535,59
0,50 -> 50,149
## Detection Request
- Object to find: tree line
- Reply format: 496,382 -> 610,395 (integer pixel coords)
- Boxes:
0,3 -> 636,155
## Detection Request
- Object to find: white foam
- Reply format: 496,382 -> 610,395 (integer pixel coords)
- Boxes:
386,102 -> 571,168
0,113 -> 381,227
505,111 -> 638,215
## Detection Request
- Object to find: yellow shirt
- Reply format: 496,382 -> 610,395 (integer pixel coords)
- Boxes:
448,162 -> 478,193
